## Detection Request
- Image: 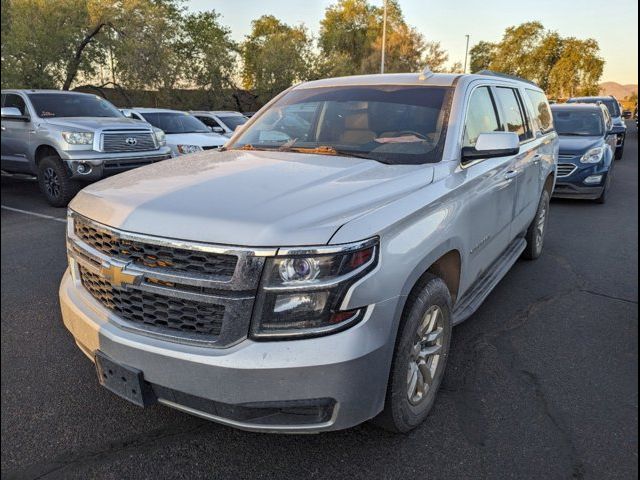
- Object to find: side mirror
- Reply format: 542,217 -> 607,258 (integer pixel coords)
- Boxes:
462,132 -> 520,162
120,109 -> 133,118
623,110 -> 632,119
212,126 -> 224,134
1,107 -> 29,121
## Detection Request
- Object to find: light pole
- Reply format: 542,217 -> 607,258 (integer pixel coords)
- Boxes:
463,34 -> 470,73
380,0 -> 387,74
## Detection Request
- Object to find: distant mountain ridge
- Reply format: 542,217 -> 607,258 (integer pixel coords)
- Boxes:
599,82 -> 637,99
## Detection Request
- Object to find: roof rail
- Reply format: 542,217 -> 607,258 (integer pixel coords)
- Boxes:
476,70 -> 539,87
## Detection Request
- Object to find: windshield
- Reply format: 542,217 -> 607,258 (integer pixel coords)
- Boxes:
552,110 -> 604,136
219,115 -> 247,131
569,98 -> 621,117
228,85 -> 453,165
28,93 -> 122,118
141,112 -> 210,134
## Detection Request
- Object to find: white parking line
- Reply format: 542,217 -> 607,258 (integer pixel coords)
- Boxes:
1,205 -> 66,223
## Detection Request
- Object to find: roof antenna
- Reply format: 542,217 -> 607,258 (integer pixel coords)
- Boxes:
418,66 -> 434,81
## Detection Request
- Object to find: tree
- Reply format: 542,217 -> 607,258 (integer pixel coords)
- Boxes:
241,15 -> 313,104
468,22 -> 604,98
319,0 -> 432,76
469,41 -> 496,73
423,41 -> 449,72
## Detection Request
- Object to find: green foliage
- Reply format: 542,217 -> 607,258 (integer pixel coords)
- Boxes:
469,22 -> 604,98
319,0 -> 427,76
241,15 -> 313,104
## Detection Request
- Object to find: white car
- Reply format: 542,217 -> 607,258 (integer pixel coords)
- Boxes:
123,108 -> 227,155
191,111 -> 249,138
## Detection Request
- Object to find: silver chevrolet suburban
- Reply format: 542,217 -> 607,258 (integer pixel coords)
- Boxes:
60,71 -> 558,433
1,89 -> 172,206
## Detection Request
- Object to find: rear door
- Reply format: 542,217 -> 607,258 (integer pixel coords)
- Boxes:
493,86 -> 540,237
1,93 -> 33,173
460,85 -> 519,280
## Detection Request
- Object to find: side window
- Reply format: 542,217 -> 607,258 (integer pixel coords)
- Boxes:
3,94 -> 27,115
197,116 -> 221,129
495,87 -> 531,142
463,87 -> 501,148
525,89 -> 554,134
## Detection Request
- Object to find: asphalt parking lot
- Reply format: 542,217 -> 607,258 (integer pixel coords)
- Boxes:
1,123 -> 638,480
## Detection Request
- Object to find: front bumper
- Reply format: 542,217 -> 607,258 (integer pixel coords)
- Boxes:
553,162 -> 610,200
59,269 -> 401,432
61,147 -> 173,180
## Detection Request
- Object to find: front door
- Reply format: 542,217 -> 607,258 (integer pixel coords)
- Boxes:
1,93 -> 33,173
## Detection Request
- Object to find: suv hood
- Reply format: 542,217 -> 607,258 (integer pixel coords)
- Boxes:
165,132 -> 226,147
558,136 -> 603,155
42,117 -> 152,131
71,150 -> 434,246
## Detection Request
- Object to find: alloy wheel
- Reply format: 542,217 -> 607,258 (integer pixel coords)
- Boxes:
407,305 -> 445,406
43,167 -> 60,199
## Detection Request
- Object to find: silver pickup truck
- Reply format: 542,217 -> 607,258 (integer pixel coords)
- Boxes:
1,89 -> 172,206
60,71 -> 558,433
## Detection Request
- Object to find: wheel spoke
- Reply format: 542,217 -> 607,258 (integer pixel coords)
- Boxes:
425,327 -> 443,343
418,361 -> 433,386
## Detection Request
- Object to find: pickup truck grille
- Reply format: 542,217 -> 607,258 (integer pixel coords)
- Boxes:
68,214 -> 270,346
102,131 -> 157,153
74,216 -> 238,279
80,267 -> 225,336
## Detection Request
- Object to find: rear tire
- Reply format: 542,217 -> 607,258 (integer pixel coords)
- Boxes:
615,138 -> 624,160
37,156 -> 81,207
372,273 -> 452,433
522,189 -> 550,260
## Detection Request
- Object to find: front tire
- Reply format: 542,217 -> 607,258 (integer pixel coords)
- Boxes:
522,189 -> 550,260
372,273 -> 452,433
37,156 -> 81,207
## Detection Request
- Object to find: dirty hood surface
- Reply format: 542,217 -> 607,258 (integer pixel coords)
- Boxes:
70,149 -> 434,247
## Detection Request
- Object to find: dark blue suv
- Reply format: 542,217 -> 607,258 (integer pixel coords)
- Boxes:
567,96 -> 626,159
551,103 -> 616,204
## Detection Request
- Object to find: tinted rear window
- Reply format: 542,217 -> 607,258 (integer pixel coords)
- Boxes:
526,89 -> 554,133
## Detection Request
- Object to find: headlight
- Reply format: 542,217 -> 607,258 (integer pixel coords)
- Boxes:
251,239 -> 378,339
62,132 -> 94,145
176,144 -> 203,155
153,128 -> 166,146
580,147 -> 604,164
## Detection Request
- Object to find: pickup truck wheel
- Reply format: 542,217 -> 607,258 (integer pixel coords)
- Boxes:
38,156 -> 81,207
522,189 -> 550,260
372,273 -> 452,433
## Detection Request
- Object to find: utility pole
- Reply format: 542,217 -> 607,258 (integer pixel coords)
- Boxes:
380,0 -> 387,74
463,35 -> 470,73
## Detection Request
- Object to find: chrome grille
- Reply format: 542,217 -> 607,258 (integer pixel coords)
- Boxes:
68,214 -> 273,346
557,163 -> 577,178
74,216 -> 238,279
102,131 -> 157,153
80,267 -> 225,336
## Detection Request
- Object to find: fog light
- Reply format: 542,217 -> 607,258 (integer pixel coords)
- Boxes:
76,162 -> 91,175
584,175 -> 603,185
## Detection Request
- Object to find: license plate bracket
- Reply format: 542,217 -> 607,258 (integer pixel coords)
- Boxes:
95,351 -> 155,407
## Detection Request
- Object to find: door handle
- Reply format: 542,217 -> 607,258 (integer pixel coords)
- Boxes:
533,154 -> 542,163
504,170 -> 519,180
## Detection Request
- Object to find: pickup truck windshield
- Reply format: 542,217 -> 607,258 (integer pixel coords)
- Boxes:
229,85 -> 453,165
552,110 -> 604,136
27,93 -> 122,118
142,112 -> 210,134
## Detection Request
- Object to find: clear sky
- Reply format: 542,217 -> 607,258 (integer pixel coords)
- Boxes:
188,0 -> 638,85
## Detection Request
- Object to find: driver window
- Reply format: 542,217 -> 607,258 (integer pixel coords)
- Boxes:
4,94 -> 27,116
463,87 -> 501,148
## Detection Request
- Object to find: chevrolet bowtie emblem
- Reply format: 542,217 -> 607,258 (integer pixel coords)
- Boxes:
100,261 -> 143,288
